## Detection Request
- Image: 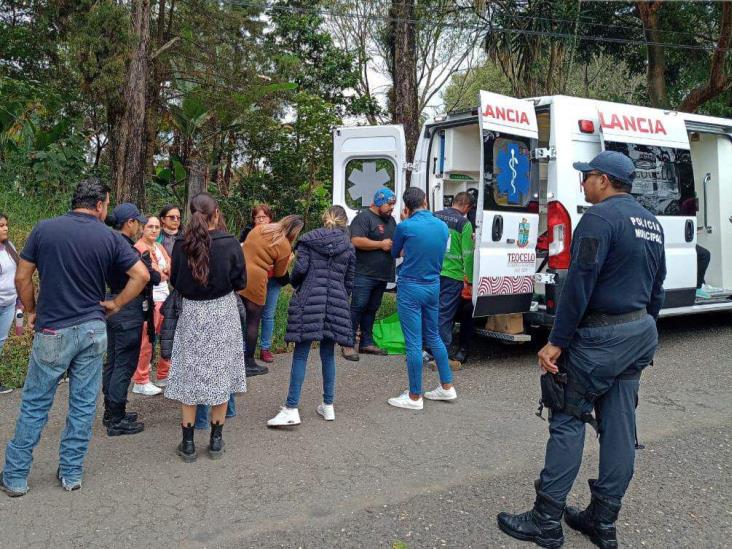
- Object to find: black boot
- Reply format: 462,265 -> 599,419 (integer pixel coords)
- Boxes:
497,480 -> 565,548
564,480 -> 621,549
102,400 -> 139,427
177,423 -> 197,462
208,422 -> 225,459
245,355 -> 269,377
106,402 -> 144,436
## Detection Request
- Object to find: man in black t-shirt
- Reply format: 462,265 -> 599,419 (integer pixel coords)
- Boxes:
342,188 -> 397,361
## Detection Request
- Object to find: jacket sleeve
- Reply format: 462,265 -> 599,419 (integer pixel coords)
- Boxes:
230,240 -> 247,291
647,243 -> 667,319
462,221 -> 475,283
548,212 -> 612,348
345,247 -> 356,296
290,245 -> 310,290
272,241 -> 291,278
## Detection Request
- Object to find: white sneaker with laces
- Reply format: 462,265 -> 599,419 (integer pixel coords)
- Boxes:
424,385 -> 457,401
316,403 -> 335,421
154,378 -> 168,388
387,391 -> 423,410
267,407 -> 301,427
132,382 -> 162,396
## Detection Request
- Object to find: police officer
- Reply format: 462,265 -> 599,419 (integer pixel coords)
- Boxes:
102,203 -> 161,436
497,151 -> 666,548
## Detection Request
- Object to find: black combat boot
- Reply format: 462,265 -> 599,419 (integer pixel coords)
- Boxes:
105,402 -> 144,436
245,355 -> 269,377
177,423 -> 197,463
208,422 -> 225,459
102,398 -> 138,427
564,480 -> 621,549
497,480 -> 565,548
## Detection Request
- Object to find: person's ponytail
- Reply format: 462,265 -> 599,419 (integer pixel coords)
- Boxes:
322,205 -> 348,229
182,193 -> 218,286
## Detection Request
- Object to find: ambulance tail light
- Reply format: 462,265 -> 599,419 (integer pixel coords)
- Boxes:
547,200 -> 572,269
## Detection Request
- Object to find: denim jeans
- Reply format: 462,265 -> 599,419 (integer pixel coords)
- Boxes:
397,280 -> 452,395
0,302 -> 15,354
259,279 -> 282,351
350,274 -> 387,349
437,277 -> 464,348
286,339 -> 335,408
2,319 -> 107,492
195,394 -> 236,429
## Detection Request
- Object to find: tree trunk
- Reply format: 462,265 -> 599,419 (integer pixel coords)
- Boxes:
143,0 -> 169,181
636,1 -> 668,108
186,155 -> 208,217
390,0 -> 419,168
678,2 -> 732,113
113,0 -> 151,207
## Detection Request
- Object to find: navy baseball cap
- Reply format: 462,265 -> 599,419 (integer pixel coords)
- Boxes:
112,203 -> 147,225
573,151 -> 636,185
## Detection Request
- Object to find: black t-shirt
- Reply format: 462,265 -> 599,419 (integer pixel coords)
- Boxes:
20,212 -> 140,331
170,230 -> 246,300
349,209 -> 396,282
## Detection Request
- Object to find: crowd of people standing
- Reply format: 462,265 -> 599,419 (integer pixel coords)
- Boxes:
0,178 -> 474,496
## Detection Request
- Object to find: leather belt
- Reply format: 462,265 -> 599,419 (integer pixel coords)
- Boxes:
579,309 -> 646,328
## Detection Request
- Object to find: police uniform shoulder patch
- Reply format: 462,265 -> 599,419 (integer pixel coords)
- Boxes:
577,237 -> 600,265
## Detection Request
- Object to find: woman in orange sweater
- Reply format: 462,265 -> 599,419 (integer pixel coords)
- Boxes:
242,215 -> 303,376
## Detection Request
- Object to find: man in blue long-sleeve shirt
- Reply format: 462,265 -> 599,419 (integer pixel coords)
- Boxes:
387,187 -> 457,410
498,151 -> 666,549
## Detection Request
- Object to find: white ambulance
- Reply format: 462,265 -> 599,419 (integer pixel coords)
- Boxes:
332,92 -> 732,339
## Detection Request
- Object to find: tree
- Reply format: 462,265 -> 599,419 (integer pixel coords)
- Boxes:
389,0 -> 419,164
113,0 -> 152,207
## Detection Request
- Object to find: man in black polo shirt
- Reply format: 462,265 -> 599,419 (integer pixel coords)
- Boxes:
103,203 -> 161,437
1,178 -> 149,497
342,188 -> 397,361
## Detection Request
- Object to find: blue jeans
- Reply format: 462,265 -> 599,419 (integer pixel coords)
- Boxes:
259,279 -> 282,351
350,274 -> 387,349
286,339 -> 335,408
2,319 -> 107,492
195,394 -> 236,429
397,280 -> 452,395
0,303 -> 15,354
437,277 -> 464,348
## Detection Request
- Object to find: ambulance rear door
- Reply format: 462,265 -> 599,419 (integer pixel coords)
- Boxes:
473,91 -> 540,316
333,125 -> 406,221
597,104 -> 696,308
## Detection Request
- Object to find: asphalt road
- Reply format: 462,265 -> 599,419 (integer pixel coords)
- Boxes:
0,312 -> 730,548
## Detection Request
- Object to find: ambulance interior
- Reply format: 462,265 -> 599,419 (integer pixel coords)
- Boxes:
688,130 -> 732,302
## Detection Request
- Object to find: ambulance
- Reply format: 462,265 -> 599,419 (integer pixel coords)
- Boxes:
332,92 -> 732,339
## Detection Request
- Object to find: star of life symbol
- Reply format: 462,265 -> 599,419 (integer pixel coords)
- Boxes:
348,161 -> 391,207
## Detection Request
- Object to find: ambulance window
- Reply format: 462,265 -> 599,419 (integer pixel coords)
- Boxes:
605,142 -> 695,216
344,158 -> 396,210
483,131 -> 537,212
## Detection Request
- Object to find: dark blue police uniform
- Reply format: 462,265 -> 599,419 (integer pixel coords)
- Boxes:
497,151 -> 667,549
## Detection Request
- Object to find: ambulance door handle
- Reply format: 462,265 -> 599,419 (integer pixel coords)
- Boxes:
684,219 -> 694,243
702,173 -> 712,233
492,215 -> 503,242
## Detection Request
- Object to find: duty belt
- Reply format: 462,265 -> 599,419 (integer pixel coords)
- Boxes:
579,308 -> 646,328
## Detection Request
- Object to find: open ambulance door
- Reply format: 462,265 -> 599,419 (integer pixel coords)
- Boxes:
473,91 -> 540,316
333,125 -> 407,222
597,104 -> 696,308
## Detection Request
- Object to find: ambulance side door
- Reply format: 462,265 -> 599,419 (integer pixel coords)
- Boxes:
333,125 -> 407,222
473,91 -> 540,316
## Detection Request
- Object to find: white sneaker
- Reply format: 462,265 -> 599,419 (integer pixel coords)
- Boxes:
316,403 -> 335,421
267,407 -> 301,427
154,378 -> 168,388
387,391 -> 423,410
424,385 -> 457,401
132,382 -> 162,396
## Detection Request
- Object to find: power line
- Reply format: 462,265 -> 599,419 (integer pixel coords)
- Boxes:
212,0 -> 731,53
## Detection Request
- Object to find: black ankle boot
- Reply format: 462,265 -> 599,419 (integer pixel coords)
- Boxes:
564,480 -> 621,549
208,422 -> 225,459
177,423 -> 197,462
245,355 -> 269,377
105,402 -> 144,436
497,480 -> 565,548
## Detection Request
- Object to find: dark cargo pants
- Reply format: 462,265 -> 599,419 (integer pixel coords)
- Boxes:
539,314 -> 658,506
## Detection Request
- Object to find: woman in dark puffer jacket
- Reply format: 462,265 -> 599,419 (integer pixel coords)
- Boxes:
267,206 -> 355,427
